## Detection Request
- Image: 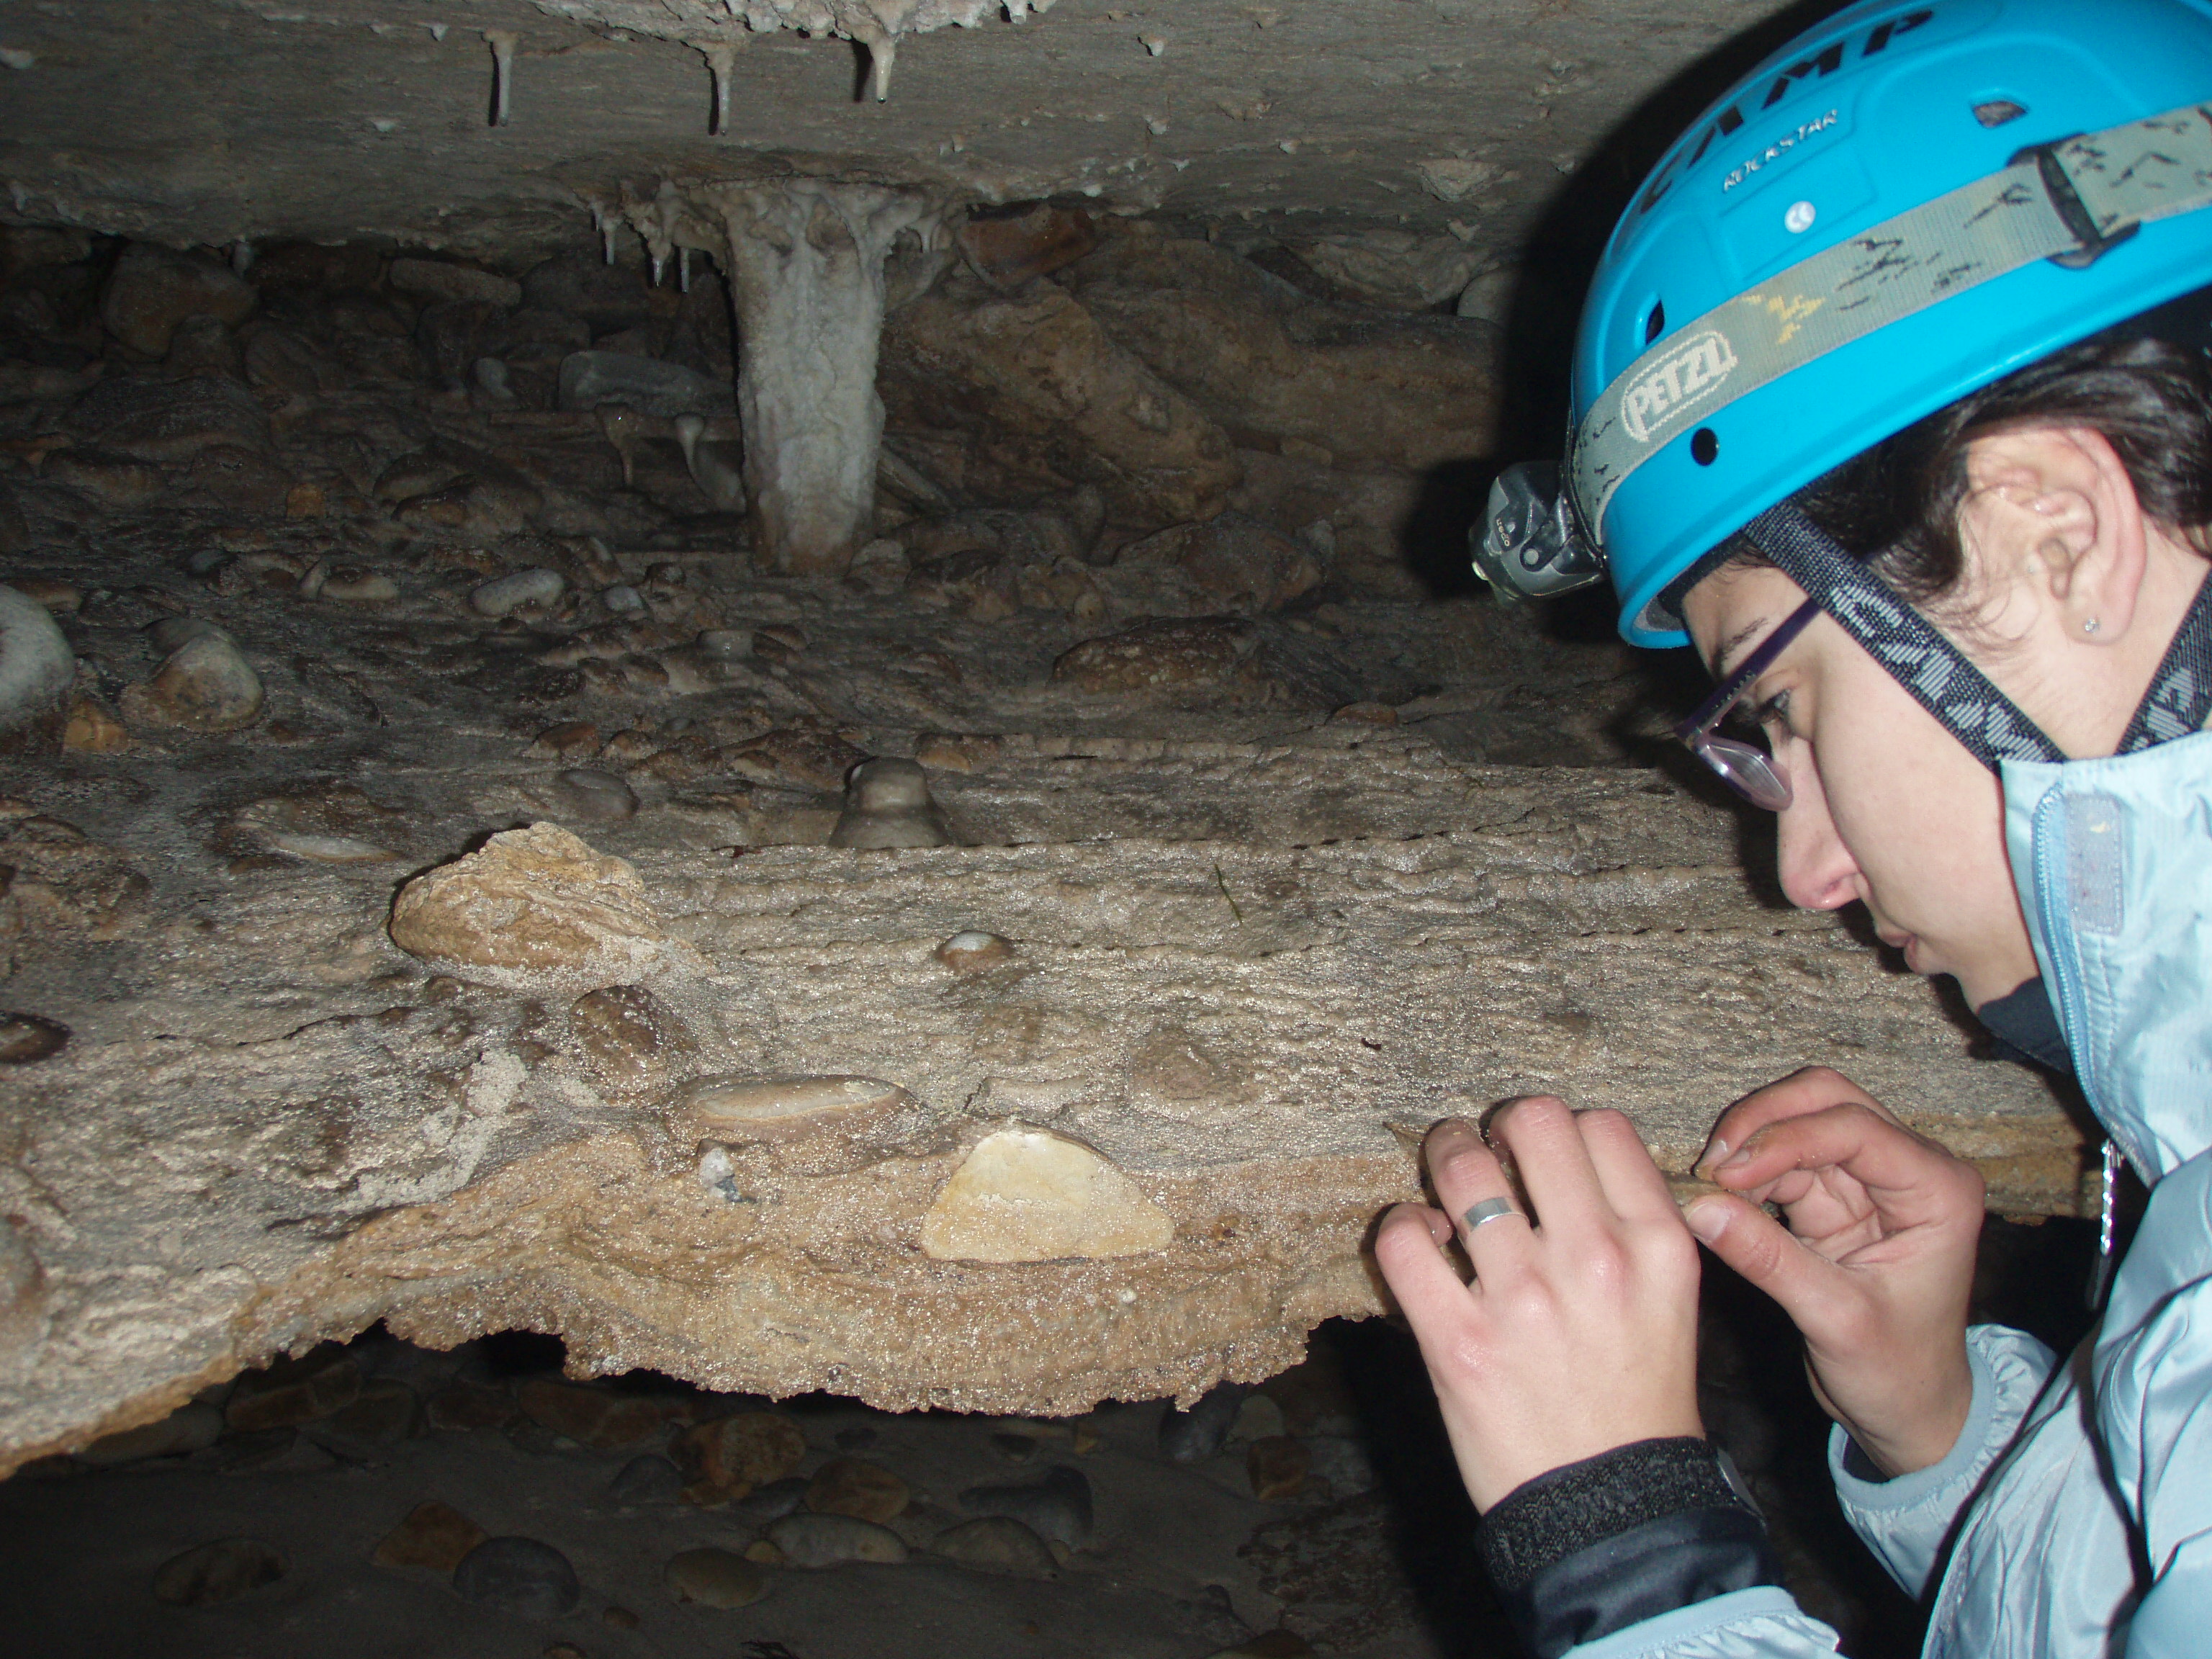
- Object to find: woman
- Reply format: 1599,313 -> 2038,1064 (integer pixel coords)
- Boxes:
1374,3 -> 2212,1655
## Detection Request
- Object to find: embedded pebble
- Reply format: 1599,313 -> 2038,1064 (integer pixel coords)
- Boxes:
144,616 -> 230,655
768,1511 -> 909,1568
469,567 -> 565,618
1246,1434 -> 1310,1501
570,984 -> 693,1095
0,1012 -> 70,1064
730,1475 -> 814,1524
928,1516 -> 1059,1578
602,583 -> 646,616
1159,1381 -> 1249,1463
266,832 -> 397,863
225,1349 -> 360,1430
752,622 -> 807,662
310,564 -> 399,605
606,1453 -> 686,1506
959,1463 -> 1093,1549
0,584 -> 77,750
63,698 -> 129,752
830,757 -> 954,849
673,1411 -> 807,1498
935,930 -> 1013,974
920,1125 -> 1175,1262
678,1074 -> 913,1145
806,1457 -> 910,1524
153,1538 -> 286,1606
547,766 -> 638,824
1231,1393 -> 1286,1444
517,1377 -> 670,1448
453,1536 -> 582,1617
387,822 -> 668,992
78,1401 -> 225,1465
319,1377 -> 423,1445
694,627 -> 748,660
121,634 -> 265,732
665,1547 -> 771,1608
372,1500 -> 488,1570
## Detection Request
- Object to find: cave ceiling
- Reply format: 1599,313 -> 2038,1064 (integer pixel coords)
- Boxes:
1,0 -> 1804,262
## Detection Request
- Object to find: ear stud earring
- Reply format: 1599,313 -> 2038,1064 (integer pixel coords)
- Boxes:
2082,617 -> 2102,635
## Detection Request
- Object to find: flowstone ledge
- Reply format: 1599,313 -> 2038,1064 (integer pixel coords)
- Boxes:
0,759 -> 2085,1475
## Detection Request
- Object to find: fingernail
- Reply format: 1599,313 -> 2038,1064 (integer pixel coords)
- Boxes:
1685,1200 -> 1730,1241
1696,1138 -> 1729,1176
1717,1146 -> 1754,1169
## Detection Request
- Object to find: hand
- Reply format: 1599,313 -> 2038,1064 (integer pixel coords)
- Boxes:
1374,1097 -> 1704,1511
1686,1067 -> 1984,1478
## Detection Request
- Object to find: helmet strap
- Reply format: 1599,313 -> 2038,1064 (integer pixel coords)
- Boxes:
1737,502 -> 2066,773
2115,565 -> 2212,751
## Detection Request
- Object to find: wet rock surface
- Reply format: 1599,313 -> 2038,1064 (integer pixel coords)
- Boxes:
0,208 -> 2085,1505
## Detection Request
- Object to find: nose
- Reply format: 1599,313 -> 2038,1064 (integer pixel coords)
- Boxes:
1775,756 -> 1861,912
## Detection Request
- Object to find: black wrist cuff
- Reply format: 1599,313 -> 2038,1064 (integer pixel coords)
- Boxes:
1478,1438 -> 1783,1659
1479,1437 -> 1753,1594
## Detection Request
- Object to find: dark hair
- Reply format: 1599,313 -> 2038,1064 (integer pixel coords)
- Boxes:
1738,304 -> 2212,604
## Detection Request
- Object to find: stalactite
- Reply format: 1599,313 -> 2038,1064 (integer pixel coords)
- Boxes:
700,179 -> 941,574
482,30 -> 519,127
702,41 -> 739,135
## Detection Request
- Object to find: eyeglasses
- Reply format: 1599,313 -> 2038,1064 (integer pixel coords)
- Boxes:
1673,597 -> 1822,811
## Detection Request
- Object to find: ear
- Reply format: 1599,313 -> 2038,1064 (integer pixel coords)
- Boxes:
1959,425 -> 2149,644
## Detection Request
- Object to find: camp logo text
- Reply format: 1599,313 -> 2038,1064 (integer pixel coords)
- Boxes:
1620,331 -> 1739,444
1724,109 -> 1840,192
1637,7 -> 1934,215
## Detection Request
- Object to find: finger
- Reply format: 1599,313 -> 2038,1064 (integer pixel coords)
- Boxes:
1684,1194 -> 1850,1331
1422,1121 -> 1532,1274
1485,1096 -> 1608,1231
1577,1109 -> 1681,1226
1700,1067 -> 1902,1173
1715,1103 -> 1982,1223
1375,1202 -> 1478,1323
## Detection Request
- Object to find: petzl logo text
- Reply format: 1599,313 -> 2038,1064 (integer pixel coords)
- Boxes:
1620,331 -> 1739,443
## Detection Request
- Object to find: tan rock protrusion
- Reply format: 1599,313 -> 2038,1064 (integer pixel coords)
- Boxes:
570,984 -> 696,1097
388,824 -> 667,992
920,1126 -> 1174,1263
806,1457 -> 910,1524
674,1411 -> 807,1503
120,634 -> 265,733
679,1074 -> 914,1145
830,757 -> 953,848
936,930 -> 1014,974
373,1501 -> 489,1571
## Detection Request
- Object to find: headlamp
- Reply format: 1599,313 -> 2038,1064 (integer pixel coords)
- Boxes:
1470,461 -> 1605,601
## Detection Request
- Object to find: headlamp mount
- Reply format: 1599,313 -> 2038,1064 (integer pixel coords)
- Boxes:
1470,460 -> 1605,601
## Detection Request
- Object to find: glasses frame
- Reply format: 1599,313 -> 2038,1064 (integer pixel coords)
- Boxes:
1674,596 -> 1823,811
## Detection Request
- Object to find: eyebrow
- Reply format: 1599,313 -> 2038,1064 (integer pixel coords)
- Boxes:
1709,616 -> 1771,682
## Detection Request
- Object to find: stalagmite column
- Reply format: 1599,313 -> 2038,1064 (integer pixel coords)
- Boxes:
703,181 -> 940,575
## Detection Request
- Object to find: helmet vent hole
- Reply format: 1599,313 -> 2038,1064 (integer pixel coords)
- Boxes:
1974,99 -> 2028,129
1643,301 -> 1666,345
1690,428 -> 1719,467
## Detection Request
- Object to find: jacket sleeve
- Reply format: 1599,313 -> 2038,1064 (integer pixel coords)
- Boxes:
1829,1323 -> 2058,1599
1475,1437 -> 1843,1659
2111,1274 -> 2212,1657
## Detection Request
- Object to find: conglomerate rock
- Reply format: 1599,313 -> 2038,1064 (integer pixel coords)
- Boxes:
0,745 -> 2084,1475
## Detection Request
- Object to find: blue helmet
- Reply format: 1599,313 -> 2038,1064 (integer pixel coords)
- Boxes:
1475,0 -> 2212,647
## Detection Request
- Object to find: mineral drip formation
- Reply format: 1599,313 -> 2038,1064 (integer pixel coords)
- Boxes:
530,1 -> 1057,110
708,181 -> 942,575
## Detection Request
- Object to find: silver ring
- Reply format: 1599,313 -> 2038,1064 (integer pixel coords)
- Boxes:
1462,1196 -> 1521,1231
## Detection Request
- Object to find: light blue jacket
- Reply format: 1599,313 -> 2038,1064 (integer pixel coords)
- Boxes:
1569,729 -> 2212,1658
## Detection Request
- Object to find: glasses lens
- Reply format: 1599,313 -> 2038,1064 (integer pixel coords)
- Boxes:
1694,734 -> 1792,811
